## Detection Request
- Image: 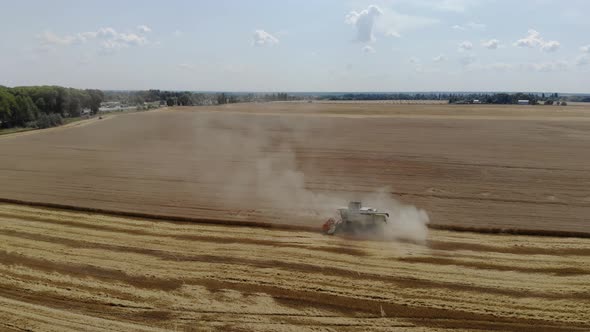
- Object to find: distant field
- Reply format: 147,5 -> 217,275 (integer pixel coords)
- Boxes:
0,203 -> 588,331
212,101 -> 590,119
0,102 -> 589,234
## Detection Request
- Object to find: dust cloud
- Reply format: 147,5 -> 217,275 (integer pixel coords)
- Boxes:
189,111 -> 429,243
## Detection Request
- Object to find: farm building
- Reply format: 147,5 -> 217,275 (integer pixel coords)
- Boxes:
518,100 -> 530,105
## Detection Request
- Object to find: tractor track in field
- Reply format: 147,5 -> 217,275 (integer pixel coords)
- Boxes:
2,196 -> 589,239
1,203 -> 589,331
1,104 -> 590,330
1,104 -> 590,236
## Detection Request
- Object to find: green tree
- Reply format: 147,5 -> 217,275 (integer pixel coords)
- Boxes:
217,93 -> 227,105
178,93 -> 191,106
86,89 -> 104,114
35,97 -> 46,112
0,88 -> 16,127
166,97 -> 176,106
13,95 -> 39,126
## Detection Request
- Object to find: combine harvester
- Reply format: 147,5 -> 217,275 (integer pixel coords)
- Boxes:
322,201 -> 389,235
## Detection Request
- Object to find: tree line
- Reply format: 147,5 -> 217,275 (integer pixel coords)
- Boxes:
103,90 -> 299,106
322,92 -> 569,104
325,93 -> 451,101
0,86 -> 104,129
448,92 -> 565,105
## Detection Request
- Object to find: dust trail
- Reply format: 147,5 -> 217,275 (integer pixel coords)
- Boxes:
361,188 -> 430,244
191,112 -> 429,243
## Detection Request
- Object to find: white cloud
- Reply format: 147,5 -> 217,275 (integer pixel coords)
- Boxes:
581,45 -> 590,53
452,25 -> 465,31
345,5 -> 383,42
514,29 -> 560,52
37,26 -> 150,52
137,25 -> 152,33
541,40 -> 560,52
362,45 -> 376,53
433,54 -> 446,62
482,39 -> 499,50
514,29 -> 541,48
458,41 -> 473,51
346,5 -> 437,41
409,57 -> 420,64
252,29 -> 279,46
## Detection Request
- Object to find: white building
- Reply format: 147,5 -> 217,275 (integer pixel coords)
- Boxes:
518,100 -> 529,105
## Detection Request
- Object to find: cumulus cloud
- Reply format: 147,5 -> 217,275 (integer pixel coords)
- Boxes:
541,40 -> 560,52
581,45 -> 590,53
37,26 -> 151,52
345,5 -> 383,42
433,54 -> 446,62
458,41 -> 473,51
137,25 -> 152,33
514,29 -> 560,52
362,45 -> 376,53
346,5 -> 437,42
514,29 -> 541,48
252,29 -> 279,46
482,39 -> 499,49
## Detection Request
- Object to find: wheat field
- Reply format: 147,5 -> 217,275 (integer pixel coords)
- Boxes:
0,203 -> 588,331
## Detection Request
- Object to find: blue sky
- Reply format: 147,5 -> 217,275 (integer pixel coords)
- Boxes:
1,0 -> 589,92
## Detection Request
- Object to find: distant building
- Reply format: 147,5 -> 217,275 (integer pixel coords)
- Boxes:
518,100 -> 530,105
473,99 -> 481,104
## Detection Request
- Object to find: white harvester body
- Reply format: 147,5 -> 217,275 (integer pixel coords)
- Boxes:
322,201 -> 389,235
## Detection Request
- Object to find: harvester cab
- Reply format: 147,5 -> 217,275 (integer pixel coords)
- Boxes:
322,201 -> 389,235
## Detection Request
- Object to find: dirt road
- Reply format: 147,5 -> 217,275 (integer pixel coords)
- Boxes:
1,203 -> 588,331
